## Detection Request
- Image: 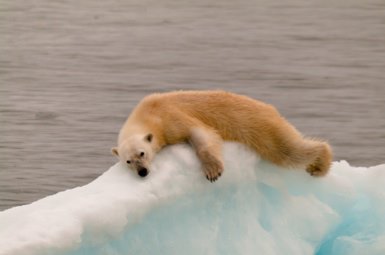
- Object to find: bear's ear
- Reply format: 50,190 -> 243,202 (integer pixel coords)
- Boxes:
145,133 -> 153,143
111,147 -> 119,157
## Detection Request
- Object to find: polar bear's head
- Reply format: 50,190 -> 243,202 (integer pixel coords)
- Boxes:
112,133 -> 154,177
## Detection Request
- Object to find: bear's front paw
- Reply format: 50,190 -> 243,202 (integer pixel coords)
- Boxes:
201,153 -> 224,182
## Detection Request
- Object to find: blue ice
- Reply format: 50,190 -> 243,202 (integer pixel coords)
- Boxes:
0,143 -> 384,255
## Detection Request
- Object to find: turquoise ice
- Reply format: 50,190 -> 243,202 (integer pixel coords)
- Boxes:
0,143 -> 384,255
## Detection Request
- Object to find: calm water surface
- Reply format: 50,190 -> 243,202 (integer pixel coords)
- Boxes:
1,0 -> 385,210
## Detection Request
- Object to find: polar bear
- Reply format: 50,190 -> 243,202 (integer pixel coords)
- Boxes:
112,90 -> 332,182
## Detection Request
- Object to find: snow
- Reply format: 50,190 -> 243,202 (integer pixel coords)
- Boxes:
0,143 -> 384,255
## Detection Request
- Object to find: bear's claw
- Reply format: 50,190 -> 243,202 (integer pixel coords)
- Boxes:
206,175 -> 218,182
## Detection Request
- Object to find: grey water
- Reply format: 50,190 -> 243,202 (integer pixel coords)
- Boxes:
1,0 -> 385,211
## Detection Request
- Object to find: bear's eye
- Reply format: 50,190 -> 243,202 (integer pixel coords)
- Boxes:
140,152 -> 145,157
126,160 -> 131,164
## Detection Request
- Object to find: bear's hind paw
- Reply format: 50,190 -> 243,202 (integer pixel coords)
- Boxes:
306,164 -> 328,177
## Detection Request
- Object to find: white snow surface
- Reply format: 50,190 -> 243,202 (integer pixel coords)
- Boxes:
0,143 -> 384,255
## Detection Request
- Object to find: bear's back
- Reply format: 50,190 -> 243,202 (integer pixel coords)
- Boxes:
135,91 -> 281,141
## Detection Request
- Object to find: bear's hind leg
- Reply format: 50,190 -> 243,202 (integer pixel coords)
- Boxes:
189,127 -> 224,182
262,137 -> 332,177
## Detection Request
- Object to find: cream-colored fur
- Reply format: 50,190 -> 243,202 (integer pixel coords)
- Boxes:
112,90 -> 332,181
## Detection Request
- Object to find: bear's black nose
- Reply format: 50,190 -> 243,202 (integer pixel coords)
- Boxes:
138,168 -> 148,177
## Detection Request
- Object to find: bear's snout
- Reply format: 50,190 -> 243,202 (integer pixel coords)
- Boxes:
138,167 -> 148,177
